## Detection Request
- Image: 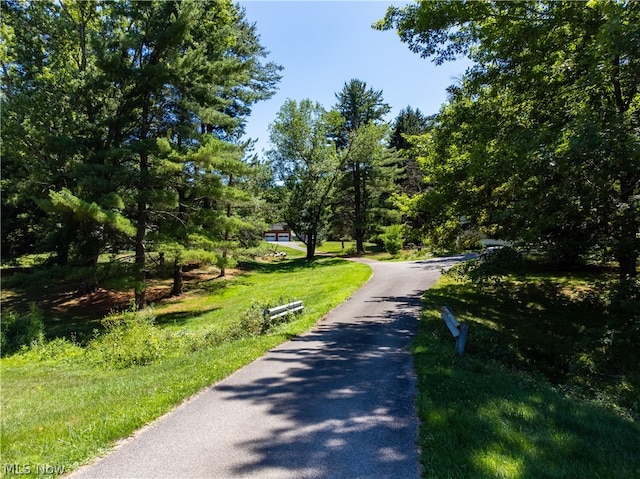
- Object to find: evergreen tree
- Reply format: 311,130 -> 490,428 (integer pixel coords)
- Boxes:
332,79 -> 398,253
389,106 -> 432,196
1,0 -> 281,305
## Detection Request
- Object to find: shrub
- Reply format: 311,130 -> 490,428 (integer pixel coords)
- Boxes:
381,224 -> 404,256
0,304 -> 45,356
447,246 -> 524,286
455,229 -> 483,251
87,307 -> 166,368
26,337 -> 85,363
231,297 -> 302,339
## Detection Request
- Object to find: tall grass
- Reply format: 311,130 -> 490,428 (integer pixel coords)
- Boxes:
1,257 -> 371,478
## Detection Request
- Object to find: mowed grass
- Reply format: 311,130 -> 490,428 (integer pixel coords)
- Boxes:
313,240 -> 436,262
1,256 -> 371,478
416,272 -> 640,479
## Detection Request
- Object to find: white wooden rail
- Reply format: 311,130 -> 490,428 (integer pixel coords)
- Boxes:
264,300 -> 304,320
442,306 -> 469,356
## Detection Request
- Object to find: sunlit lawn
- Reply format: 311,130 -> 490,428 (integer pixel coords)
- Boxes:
1,256 -> 372,478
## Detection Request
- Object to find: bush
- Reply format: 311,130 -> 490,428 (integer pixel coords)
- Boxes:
87,307 -> 166,368
455,229 -> 483,251
26,337 -> 85,363
447,246 -> 524,285
381,224 -> 404,256
1,304 -> 45,356
230,297 -> 302,339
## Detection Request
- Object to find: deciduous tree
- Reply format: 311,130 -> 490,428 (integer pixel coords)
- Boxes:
268,99 -> 343,259
377,1 -> 639,278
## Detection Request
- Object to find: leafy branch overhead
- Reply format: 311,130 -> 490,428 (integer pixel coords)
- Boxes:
377,0 -> 639,279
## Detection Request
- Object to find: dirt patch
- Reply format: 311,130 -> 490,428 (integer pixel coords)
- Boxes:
50,285 -> 171,317
2,265 -> 242,323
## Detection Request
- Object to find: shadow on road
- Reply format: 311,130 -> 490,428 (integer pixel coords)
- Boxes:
215,291 -> 421,478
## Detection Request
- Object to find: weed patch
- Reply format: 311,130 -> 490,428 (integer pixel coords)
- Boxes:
86,308 -> 166,368
0,304 -> 45,356
230,297 -> 302,338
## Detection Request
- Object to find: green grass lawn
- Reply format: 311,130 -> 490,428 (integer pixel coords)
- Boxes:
416,272 -> 640,478
313,240 -> 438,261
0,256 -> 371,478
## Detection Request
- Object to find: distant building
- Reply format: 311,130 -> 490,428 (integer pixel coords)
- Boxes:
264,223 -> 293,242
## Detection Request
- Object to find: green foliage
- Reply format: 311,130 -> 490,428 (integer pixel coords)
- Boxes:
334,78 -> 391,134
389,106 -> 431,196
413,272 -> 640,477
377,1 -> 640,278
43,188 -> 135,236
0,304 -> 45,357
380,224 -> 404,256
87,307 -> 165,369
21,337 -> 85,364
1,0 -> 282,301
231,297 -> 302,339
455,229 -> 483,252
447,247 -> 525,286
268,99 -> 343,258
331,79 -> 401,253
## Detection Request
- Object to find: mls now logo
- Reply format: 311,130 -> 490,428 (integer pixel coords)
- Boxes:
3,464 -> 65,475
2,464 -> 31,475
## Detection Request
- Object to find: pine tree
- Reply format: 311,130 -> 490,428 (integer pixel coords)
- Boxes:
332,79 -> 398,253
1,1 -> 281,305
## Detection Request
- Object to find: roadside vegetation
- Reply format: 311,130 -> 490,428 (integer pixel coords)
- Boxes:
2,1 -> 638,478
0,252 -> 371,478
311,240 -> 442,262
415,251 -> 640,478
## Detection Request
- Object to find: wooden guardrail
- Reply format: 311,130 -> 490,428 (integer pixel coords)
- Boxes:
441,306 -> 469,356
264,300 -> 304,321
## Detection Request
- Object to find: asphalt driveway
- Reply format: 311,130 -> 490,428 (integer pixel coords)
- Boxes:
68,255 -> 469,479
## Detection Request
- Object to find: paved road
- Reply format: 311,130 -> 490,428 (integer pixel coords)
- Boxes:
69,255 -> 469,479
265,241 -> 308,253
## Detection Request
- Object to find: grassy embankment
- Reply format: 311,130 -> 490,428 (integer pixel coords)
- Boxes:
416,265 -> 640,479
314,240 -> 439,261
1,251 -> 372,478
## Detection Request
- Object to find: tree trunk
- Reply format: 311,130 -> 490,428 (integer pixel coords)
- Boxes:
306,231 -> 316,259
617,173 -> 638,280
221,189 -> 232,277
55,221 -> 75,266
135,95 -> 151,308
171,260 -> 183,296
353,161 -> 365,254
134,199 -> 147,308
220,249 -> 228,277
134,148 -> 149,308
612,60 -> 638,280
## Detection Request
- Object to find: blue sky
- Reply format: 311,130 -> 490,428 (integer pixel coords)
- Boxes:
237,1 -> 472,156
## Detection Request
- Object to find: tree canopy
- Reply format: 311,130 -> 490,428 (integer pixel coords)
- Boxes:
1,0 -> 282,303
377,0 -> 640,278
332,79 -> 398,253
267,99 -> 343,259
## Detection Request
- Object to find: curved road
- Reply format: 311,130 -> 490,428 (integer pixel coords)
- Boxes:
69,255 -> 469,479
